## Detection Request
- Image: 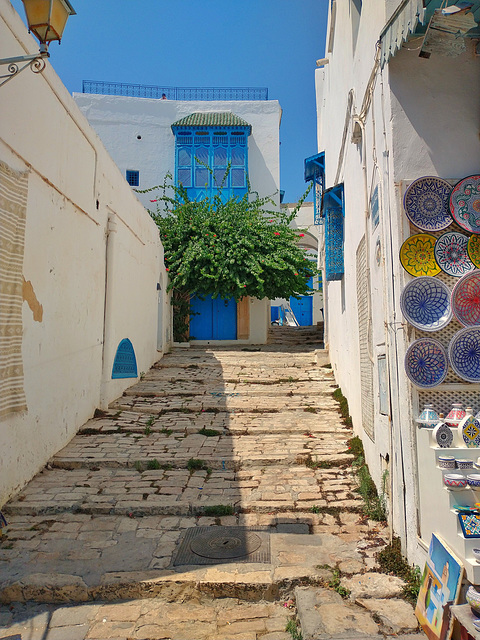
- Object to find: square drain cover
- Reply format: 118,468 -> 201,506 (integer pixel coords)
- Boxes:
173,526 -> 271,566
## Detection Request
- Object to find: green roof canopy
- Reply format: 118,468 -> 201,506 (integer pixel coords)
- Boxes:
172,112 -> 251,134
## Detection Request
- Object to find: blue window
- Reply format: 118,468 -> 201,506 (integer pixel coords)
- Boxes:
172,123 -> 250,201
324,184 -> 344,281
126,170 -> 139,186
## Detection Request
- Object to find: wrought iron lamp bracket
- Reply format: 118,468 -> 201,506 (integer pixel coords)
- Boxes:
0,51 -> 49,88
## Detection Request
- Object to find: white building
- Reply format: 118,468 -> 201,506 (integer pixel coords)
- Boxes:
316,0 -> 480,579
74,89 -> 284,344
0,0 -> 169,506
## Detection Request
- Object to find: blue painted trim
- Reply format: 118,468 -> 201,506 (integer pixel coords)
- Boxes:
112,338 -> 138,379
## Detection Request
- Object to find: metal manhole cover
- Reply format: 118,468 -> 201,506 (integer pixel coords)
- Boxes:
190,530 -> 262,559
173,526 -> 271,566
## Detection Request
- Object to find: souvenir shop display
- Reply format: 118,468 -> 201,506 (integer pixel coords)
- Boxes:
400,233 -> 441,277
451,270 -> 480,327
404,176 -> 453,231
405,338 -> 449,388
400,277 -> 452,332
449,175 -> 480,234
449,327 -> 480,383
434,231 -> 474,277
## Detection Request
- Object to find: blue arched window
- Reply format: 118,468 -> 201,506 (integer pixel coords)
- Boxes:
172,112 -> 251,201
112,339 -> 138,379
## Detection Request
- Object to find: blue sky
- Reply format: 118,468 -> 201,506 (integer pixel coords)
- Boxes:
12,0 -> 328,202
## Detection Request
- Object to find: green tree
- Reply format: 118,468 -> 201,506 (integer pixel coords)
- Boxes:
139,173 -> 316,303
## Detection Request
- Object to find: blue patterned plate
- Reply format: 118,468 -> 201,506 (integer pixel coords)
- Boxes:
434,231 -> 474,277
449,327 -> 480,383
405,338 -> 449,388
404,176 -> 453,231
450,175 -> 480,234
400,276 -> 452,331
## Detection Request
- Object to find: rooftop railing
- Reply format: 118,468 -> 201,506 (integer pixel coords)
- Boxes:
82,81 -> 268,101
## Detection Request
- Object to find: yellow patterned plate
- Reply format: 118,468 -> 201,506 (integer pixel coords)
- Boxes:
468,235 -> 480,269
400,233 -> 441,277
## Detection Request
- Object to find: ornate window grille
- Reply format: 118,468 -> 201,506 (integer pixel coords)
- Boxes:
324,184 -> 344,281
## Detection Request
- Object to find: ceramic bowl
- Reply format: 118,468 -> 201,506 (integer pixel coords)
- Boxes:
457,459 -> 474,469
438,456 -> 456,469
466,586 -> 480,614
444,474 -> 468,490
472,618 -> 480,632
467,474 -> 480,489
472,548 -> 480,562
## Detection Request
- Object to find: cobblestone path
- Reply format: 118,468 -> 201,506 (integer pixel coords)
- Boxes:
0,343 -> 424,640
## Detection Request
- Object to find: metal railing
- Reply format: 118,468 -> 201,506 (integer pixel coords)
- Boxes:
82,81 -> 268,101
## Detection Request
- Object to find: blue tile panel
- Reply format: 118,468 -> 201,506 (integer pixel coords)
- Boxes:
112,339 -> 138,379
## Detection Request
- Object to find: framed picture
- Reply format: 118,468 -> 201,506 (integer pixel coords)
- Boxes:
415,533 -> 464,640
458,513 -> 480,538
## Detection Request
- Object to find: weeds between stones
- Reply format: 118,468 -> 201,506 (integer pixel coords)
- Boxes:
144,425 -> 152,436
198,427 -> 221,437
145,416 -> 155,427
186,458 -> 212,476
285,619 -> 303,640
160,427 -> 173,436
203,504 -> 234,517
377,536 -> 421,605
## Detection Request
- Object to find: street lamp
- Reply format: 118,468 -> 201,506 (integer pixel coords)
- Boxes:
0,0 -> 76,87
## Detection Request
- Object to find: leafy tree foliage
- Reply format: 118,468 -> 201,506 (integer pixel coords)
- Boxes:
139,174 -> 316,302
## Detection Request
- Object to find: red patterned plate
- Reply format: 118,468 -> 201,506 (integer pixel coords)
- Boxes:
450,175 -> 480,234
451,270 -> 480,326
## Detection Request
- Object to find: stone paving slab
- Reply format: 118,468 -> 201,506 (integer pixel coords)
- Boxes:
0,511 -> 389,603
0,597 -> 293,640
49,430 -> 352,470
0,342 -> 423,638
3,465 -> 362,517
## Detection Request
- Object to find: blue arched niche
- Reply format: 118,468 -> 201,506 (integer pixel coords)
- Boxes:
112,338 -> 138,379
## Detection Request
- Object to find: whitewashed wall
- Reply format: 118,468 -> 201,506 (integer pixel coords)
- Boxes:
0,0 -> 168,506
316,0 -> 480,568
72,94 -> 282,210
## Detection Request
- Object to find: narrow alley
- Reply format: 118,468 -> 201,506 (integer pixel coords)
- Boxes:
0,335 -> 422,640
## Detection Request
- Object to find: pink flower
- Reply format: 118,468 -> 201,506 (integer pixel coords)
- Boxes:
299,233 -> 304,237
150,199 -> 158,202
274,232 -> 280,236
269,219 -> 274,222
165,268 -> 169,272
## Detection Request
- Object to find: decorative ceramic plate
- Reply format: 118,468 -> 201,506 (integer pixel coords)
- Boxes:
450,175 -> 480,234
451,271 -> 480,326
468,235 -> 480,269
460,415 -> 480,448
459,513 -> 480,538
449,327 -> 480,383
400,277 -> 452,332
399,234 -> 441,277
404,176 -> 453,231
434,231 -> 474,277
433,423 -> 454,448
405,338 -> 448,388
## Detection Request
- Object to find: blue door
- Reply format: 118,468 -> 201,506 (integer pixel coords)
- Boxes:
190,295 -> 237,339
289,277 -> 313,326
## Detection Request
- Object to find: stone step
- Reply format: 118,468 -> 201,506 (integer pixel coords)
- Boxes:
49,430 -> 352,472
2,596 -> 296,639
0,512 -> 387,605
3,464 -> 361,517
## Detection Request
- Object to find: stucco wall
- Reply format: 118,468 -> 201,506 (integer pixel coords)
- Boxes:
317,0 -> 480,569
0,0 -> 168,506
72,94 -> 282,211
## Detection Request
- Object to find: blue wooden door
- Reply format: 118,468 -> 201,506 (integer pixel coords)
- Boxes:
190,295 -> 237,339
289,277 -> 313,326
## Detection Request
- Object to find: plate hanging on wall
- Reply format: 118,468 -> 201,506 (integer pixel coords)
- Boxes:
449,327 -> 480,383
404,176 -> 453,231
400,276 -> 452,332
468,235 -> 480,269
450,175 -> 480,234
399,234 -> 441,277
434,231 -> 475,277
451,270 -> 480,327
405,337 -> 449,388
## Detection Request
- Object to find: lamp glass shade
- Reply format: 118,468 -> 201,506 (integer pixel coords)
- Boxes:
22,0 -> 75,44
